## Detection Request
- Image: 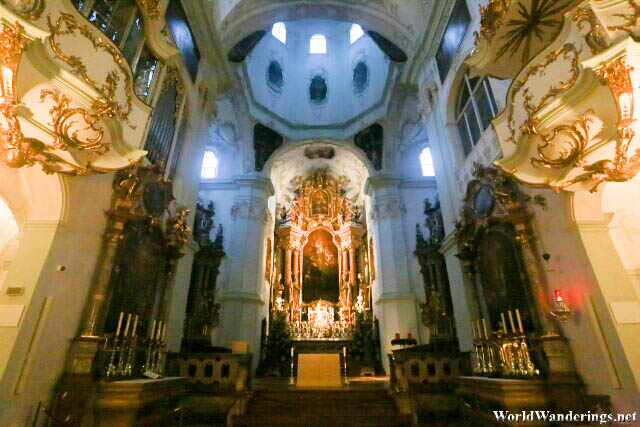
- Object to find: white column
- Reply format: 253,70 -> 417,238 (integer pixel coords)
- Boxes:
365,175 -> 420,372
217,175 -> 273,371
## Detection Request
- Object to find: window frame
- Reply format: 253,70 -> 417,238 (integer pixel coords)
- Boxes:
420,147 -> 435,177
455,73 -> 498,156
272,22 -> 286,44
201,150 -> 219,179
350,24 -> 364,44
309,34 -> 327,54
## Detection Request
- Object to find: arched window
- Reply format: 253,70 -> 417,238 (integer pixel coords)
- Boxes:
201,150 -> 219,178
310,34 -> 327,54
350,24 -> 364,44
272,22 -> 286,44
455,73 -> 498,156
420,147 -> 435,176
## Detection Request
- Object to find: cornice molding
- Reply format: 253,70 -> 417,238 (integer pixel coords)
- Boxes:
364,174 -> 404,195
232,174 -> 274,196
219,291 -> 265,305
375,292 -> 418,305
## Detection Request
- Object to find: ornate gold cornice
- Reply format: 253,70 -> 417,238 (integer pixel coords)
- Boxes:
46,12 -> 136,129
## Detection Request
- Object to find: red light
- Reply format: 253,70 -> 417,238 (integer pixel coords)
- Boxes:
554,290 -> 564,303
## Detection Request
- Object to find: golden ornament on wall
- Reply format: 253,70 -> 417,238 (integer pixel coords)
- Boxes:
40,89 -> 107,153
46,12 -> 136,129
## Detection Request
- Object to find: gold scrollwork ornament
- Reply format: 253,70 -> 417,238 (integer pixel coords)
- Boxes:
46,12 -> 136,129
526,110 -> 594,170
40,88 -> 107,153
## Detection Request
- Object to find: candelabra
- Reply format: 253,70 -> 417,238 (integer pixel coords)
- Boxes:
471,313 -> 539,378
104,336 -> 120,378
289,347 -> 295,386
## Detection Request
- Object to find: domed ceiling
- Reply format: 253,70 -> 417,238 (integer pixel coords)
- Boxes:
238,19 -> 396,140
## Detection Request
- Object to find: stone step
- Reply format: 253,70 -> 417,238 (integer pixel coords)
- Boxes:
233,413 -> 411,426
233,389 -> 408,426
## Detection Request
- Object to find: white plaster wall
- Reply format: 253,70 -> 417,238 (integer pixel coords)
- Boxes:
529,190 -> 640,412
0,173 -> 113,427
399,179 -> 439,344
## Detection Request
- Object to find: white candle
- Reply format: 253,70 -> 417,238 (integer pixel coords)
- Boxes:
500,313 -> 508,334
291,347 -> 294,357
343,346 -> 347,358
162,322 -> 167,342
482,318 -> 488,338
515,309 -> 523,333
471,320 -> 477,339
115,312 -> 124,338
131,315 -> 138,338
123,313 -> 132,337
156,320 -> 163,341
508,310 -> 516,334
150,319 -> 156,341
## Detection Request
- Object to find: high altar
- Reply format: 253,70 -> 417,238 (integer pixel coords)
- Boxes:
271,171 -> 371,339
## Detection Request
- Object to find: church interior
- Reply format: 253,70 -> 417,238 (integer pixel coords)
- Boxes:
1,0 -> 640,425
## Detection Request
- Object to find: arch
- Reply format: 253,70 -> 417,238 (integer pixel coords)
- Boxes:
262,138 -> 375,180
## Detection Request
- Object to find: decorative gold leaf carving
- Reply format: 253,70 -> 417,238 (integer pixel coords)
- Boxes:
571,6 -> 610,55
139,0 -> 160,19
40,88 -> 107,153
597,58 -> 635,126
607,0 -> 640,37
477,0 -> 511,42
526,110 -> 593,169
46,12 -> 136,129
552,126 -> 640,193
508,43 -> 581,144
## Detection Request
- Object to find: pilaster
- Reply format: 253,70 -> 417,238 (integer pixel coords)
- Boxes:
217,175 -> 274,368
365,174 -> 420,371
